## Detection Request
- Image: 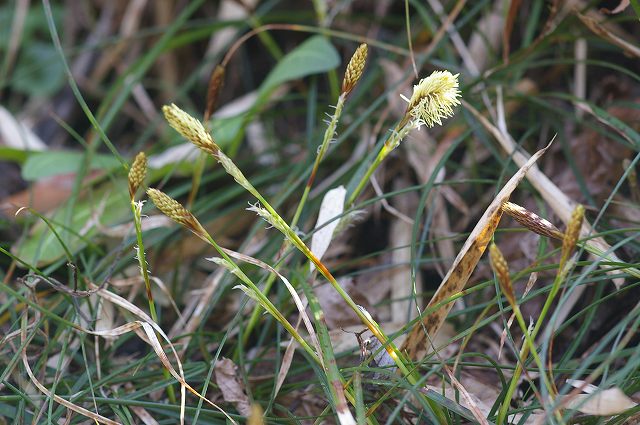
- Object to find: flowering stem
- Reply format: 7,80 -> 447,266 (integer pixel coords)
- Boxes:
346,123 -> 412,207
130,200 -> 178,404
292,93 -> 346,225
131,201 -> 157,322
496,269 -> 569,424
497,206 -> 583,424
243,94 -> 347,345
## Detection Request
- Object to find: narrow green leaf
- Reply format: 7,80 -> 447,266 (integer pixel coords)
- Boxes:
22,151 -> 121,181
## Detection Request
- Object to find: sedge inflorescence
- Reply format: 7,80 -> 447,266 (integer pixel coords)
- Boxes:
403,70 -> 461,129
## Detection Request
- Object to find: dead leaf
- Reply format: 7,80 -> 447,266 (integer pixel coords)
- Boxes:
402,143 -> 551,360
0,105 -> 46,151
310,186 -> 346,272
562,380 -> 637,415
214,357 -> 252,417
577,12 -> 640,58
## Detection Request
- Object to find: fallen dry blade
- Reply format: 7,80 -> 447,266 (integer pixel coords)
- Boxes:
401,143 -> 551,360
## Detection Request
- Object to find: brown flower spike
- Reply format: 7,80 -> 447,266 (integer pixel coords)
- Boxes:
560,204 -> 584,271
341,43 -> 367,96
204,65 -> 225,122
147,188 -> 208,241
128,151 -> 147,199
489,243 -> 516,307
502,201 -> 564,240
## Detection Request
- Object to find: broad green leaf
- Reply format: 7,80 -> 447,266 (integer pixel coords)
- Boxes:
222,35 -> 340,153
260,35 -> 340,95
13,182 -> 130,266
22,151 -> 122,181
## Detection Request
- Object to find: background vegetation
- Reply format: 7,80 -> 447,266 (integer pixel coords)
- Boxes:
1,0 -> 639,423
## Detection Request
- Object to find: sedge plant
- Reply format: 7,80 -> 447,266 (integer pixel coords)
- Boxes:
347,70 -> 461,207
157,102 -> 451,422
155,61 -> 462,423
494,204 -> 585,424
244,43 -> 368,343
127,152 -> 177,404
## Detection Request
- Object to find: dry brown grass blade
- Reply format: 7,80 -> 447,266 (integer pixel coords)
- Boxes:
503,0 -> 522,63
576,12 -> 640,58
442,366 -> 490,425
130,405 -> 160,425
168,268 -> 224,346
401,143 -> 552,360
20,315 -> 120,425
88,283 -> 237,424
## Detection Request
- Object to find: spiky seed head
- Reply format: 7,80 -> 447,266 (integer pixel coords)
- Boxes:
204,65 -> 225,122
403,70 -> 461,128
128,151 -> 147,198
147,188 -> 192,226
502,201 -> 564,240
560,204 -> 584,270
162,103 -> 219,156
489,243 -> 516,307
342,43 -> 368,96
147,188 -> 208,240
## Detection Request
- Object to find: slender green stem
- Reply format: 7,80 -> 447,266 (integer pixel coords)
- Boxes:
346,123 -> 412,207
130,200 -> 176,404
292,94 -> 345,225
131,201 -> 157,321
200,231 -> 319,362
242,94 -> 346,344
496,264 -> 573,424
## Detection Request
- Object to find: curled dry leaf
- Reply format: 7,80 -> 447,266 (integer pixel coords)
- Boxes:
214,357 -> 252,417
577,12 -> 640,58
310,185 -> 346,272
88,283 -> 236,424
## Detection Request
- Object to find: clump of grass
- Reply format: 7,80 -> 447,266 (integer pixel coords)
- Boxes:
3,3 -> 640,424
494,204 -> 585,424
155,67 -> 461,420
